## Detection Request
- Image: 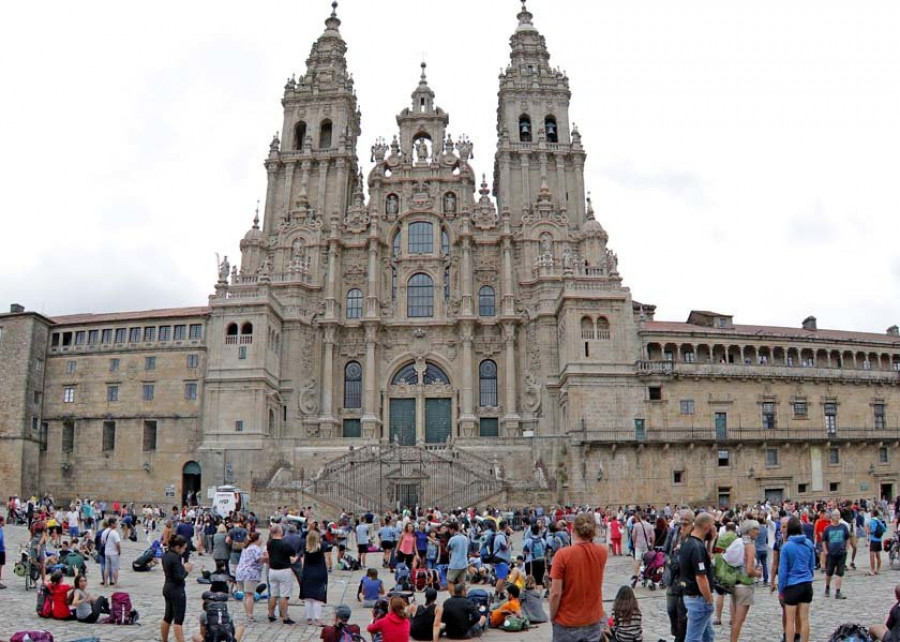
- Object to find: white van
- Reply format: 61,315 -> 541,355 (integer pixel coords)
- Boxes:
212,485 -> 250,518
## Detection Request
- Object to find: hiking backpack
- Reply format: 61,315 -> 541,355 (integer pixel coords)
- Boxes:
873,519 -> 886,539
36,583 -> 52,618
467,588 -> 491,609
827,623 -> 871,642
414,569 -> 428,591
10,632 -> 54,642
204,594 -> 235,642
105,591 -> 138,625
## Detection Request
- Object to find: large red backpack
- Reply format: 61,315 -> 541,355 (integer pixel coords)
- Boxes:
105,591 -> 138,624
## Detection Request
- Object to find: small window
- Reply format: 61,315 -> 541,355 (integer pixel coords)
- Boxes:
798,483 -> 808,494
478,286 -> 496,317
828,447 -> 840,465
114,328 -> 127,343
187,354 -> 199,369
143,420 -> 157,451
479,417 -> 499,437
342,419 -> 361,438
142,383 -> 155,401
479,360 -> 498,407
683,351 -> 696,363
825,401 -> 837,433
793,401 -> 808,418
235,420 -> 244,432
718,449 -> 730,467
62,421 -> 75,453
766,448 -> 779,467
408,221 -> 434,254
64,387 -> 75,403
648,386 -> 662,401
174,325 -> 187,341
101,329 -> 112,344
51,332 -> 60,347
62,332 -> 72,346
829,482 -> 840,493
129,327 -> 141,343
88,329 -> 99,345
189,324 -> 203,340
109,358 -> 119,372
346,288 -> 363,319
634,418 -> 646,441
184,382 -> 198,400
673,470 -> 684,484
294,120 -> 307,150
238,346 -> 247,360
319,119 -> 333,149
107,385 -> 119,402
75,331 -> 86,345
102,420 -> 116,452
66,360 -> 76,374
33,390 -> 41,405
31,416 -> 38,431
680,399 -> 695,415
145,356 -> 156,370
879,447 -> 889,464
762,402 -> 776,429
143,327 -> 156,342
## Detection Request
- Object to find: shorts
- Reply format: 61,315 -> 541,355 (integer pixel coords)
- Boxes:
825,553 -> 846,577
105,553 -> 120,575
494,562 -> 510,581
551,621 -> 605,642
0,552 -> 6,566
241,579 -> 261,594
732,584 -> 754,606
268,568 -> 293,598
525,559 -> 545,583
358,544 -> 369,555
69,526 -> 79,537
447,567 -> 467,584
782,581 -> 813,606
163,584 -> 186,625
381,540 -> 395,550
871,541 -> 883,553
634,547 -> 648,561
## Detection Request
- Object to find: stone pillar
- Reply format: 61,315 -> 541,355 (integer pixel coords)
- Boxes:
319,325 -> 337,434
459,323 -> 476,437
362,323 -> 379,438
502,322 -> 520,435
263,160 -> 280,235
460,214 -> 474,316
414,359 -> 426,444
366,212 -> 381,318
324,218 -> 340,319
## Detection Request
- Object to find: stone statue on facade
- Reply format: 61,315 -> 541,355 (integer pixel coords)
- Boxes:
415,137 -> 429,162
216,254 -> 230,283
444,192 -> 456,214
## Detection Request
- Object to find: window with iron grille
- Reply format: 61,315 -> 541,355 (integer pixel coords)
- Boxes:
762,402 -> 777,429
344,362 -> 362,409
793,401 -> 808,418
479,360 -> 498,407
479,417 -> 499,437
408,222 -> 433,254
478,286 -> 496,316
343,419 -> 361,438
346,289 -> 363,319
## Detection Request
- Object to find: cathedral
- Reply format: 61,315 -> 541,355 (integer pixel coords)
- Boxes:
2,3 -> 900,512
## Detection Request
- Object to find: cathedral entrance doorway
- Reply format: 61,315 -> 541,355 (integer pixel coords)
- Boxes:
182,461 -> 202,506
425,398 -> 452,444
387,361 -> 454,444
389,399 -> 416,445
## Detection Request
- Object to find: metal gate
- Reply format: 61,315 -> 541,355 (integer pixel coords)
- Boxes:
395,483 -> 420,509
390,399 -> 416,445
764,488 -> 784,504
425,398 -> 452,444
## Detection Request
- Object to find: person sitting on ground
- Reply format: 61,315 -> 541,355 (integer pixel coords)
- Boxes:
45,570 -> 74,620
322,604 -> 360,642
489,583 -> 523,628
191,591 -> 244,642
63,541 -> 86,577
437,582 -> 487,641
519,575 -> 548,624
870,585 -> 900,642
209,559 -> 231,595
359,567 -> 386,608
604,585 -> 642,642
368,594 -> 410,642
409,587 -> 440,641
69,573 -> 109,623
507,556 -> 526,591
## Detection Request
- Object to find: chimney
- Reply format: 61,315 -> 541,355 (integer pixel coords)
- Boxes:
9,303 -> 24,313
802,316 -> 817,331
888,325 -> 899,337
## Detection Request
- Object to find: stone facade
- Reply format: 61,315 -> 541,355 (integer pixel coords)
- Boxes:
2,4 -> 899,509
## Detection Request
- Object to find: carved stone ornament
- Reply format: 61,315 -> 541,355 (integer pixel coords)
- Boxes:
472,175 -> 498,230
410,181 -> 434,211
523,371 -> 542,414
343,208 -> 370,234
299,379 -> 319,416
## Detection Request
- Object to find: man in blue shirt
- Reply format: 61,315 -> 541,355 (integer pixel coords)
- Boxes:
378,520 -> 397,568
869,509 -> 888,576
822,510 -> 850,599
447,522 -> 469,595
492,521 -> 512,599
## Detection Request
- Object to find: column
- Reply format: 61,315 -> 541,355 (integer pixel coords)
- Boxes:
263,162 -> 279,235
414,360 -> 426,444
459,322 -> 476,437
460,215 -> 474,316
320,325 -> 337,433
502,322 -> 520,434
362,323 -> 379,438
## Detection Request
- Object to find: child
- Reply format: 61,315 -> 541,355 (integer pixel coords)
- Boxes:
606,585 -> 642,642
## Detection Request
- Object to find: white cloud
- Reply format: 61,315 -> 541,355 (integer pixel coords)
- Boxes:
1,0 -> 899,332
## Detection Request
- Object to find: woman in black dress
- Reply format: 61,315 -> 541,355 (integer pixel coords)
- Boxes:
300,529 -> 329,625
161,534 -> 193,642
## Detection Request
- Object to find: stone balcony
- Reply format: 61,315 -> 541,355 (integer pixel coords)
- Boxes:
635,360 -> 900,385
579,425 -> 900,445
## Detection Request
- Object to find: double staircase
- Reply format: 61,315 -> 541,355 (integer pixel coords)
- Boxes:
262,444 -> 507,513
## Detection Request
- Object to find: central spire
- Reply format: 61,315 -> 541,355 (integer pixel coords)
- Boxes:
325,1 -> 341,32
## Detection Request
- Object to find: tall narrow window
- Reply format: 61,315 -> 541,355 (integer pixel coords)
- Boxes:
346,288 -> 363,319
101,329 -> 112,344
407,273 -> 434,318
391,268 -> 397,303
825,402 -> 837,434
319,119 -> 333,149
107,385 -> 119,402
102,421 -> 116,452
479,360 -> 498,407
762,402 -> 777,429
294,120 -> 307,150
392,230 -> 401,257
62,421 -> 75,453
143,420 -> 157,451
441,228 -> 450,255
875,403 -> 886,430
88,329 -> 99,345
143,383 -> 155,401
444,268 -> 450,303
519,114 -> 532,142
344,361 -> 362,409
115,328 -> 127,343
408,222 -> 433,254
545,116 -> 558,143
479,286 -> 496,317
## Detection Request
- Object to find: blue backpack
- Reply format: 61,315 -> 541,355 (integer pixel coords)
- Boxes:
526,536 -> 546,561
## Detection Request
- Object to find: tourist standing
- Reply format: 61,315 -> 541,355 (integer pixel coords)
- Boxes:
301,529 -> 329,626
778,517 -> 815,642
398,522 -> 417,568
548,513 -> 608,642
664,509 -> 694,642
730,520 -> 762,642
235,531 -> 267,622
679,513 -> 715,642
823,509 -> 851,598
161,535 -> 193,642
266,524 -> 298,625
0,516 -> 6,589
869,509 -> 888,576
102,517 -> 122,586
446,522 -> 469,596
357,518 -> 371,568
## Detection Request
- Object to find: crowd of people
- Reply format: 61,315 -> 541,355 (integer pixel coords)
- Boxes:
4,494 -> 900,642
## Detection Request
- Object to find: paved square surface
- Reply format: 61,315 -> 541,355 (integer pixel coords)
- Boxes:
1,523 -> 898,641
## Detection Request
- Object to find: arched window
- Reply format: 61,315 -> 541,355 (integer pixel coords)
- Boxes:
293,121 -> 307,150
346,288 -> 363,319
479,286 -> 496,317
441,228 -> 450,255
581,316 -> 594,339
423,363 -> 450,384
408,221 -> 433,254
226,323 -> 238,336
519,114 -> 532,142
241,322 -> 253,335
391,267 -> 397,302
319,119 -> 333,149
444,267 -> 450,303
392,230 -> 401,257
407,273 -> 434,317
596,316 -> 610,340
545,116 -> 558,143
344,361 -> 362,408
392,363 -> 418,385
479,360 -> 498,406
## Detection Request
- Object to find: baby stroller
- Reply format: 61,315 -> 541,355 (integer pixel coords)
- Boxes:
631,549 -> 666,590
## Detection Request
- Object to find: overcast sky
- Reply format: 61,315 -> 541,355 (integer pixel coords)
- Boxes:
2,1 -> 899,332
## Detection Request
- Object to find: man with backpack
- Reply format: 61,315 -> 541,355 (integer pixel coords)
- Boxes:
523,523 -> 547,588
870,509 -> 889,576
192,591 -> 244,642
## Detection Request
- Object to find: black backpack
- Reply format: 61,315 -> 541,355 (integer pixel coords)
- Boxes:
826,623 -> 870,642
204,594 -> 234,642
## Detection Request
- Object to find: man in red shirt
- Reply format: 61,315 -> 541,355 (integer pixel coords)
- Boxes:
814,509 -> 830,571
549,513 -> 608,641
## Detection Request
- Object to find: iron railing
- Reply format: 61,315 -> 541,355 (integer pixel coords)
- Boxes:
582,426 -> 900,444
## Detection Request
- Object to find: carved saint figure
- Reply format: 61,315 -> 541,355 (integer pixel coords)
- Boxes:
415,137 -> 429,162
444,192 -> 457,213
386,194 -> 399,216
218,255 -> 230,282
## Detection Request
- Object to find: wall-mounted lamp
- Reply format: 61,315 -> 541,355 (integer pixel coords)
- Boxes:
143,461 -> 152,473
